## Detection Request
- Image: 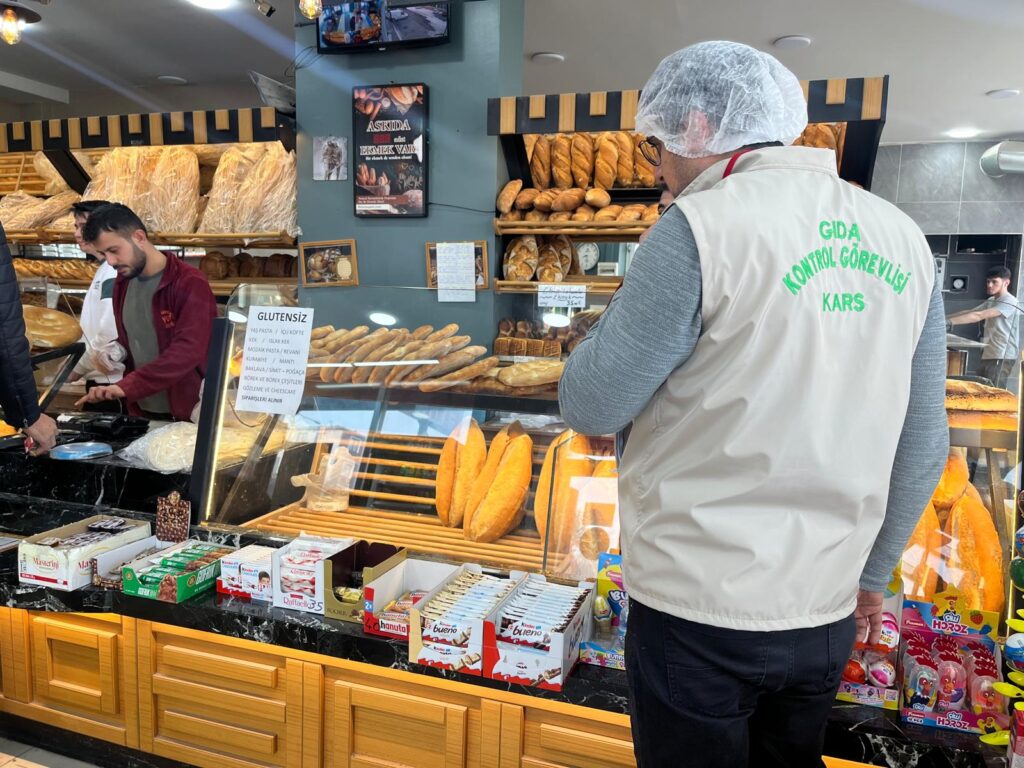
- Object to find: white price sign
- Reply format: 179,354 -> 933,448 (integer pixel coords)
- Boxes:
235,307 -> 314,416
436,241 -> 477,303
537,283 -> 586,308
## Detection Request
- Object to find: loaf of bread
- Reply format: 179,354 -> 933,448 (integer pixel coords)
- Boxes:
633,133 -> 657,187
23,306 -> 82,349
503,236 -> 539,281
585,188 -> 611,208
497,359 -> 564,387
614,132 -> 635,187
524,210 -> 548,222
642,203 -> 661,222
418,356 -> 499,392
946,410 -> 1017,431
464,423 -> 533,543
945,493 -> 1004,613
594,134 -> 618,190
594,204 -> 623,222
530,135 -> 552,189
535,430 -> 593,542
552,134 -> 573,189
500,209 -> 524,222
264,253 -> 293,278
571,204 -> 595,222
237,252 -> 265,278
617,204 -> 646,222
571,133 -> 594,188
496,179 -> 523,214
515,188 -> 540,210
549,211 -> 571,222
200,251 -> 230,280
551,188 -> 586,212
435,418 -> 486,528
931,452 -> 969,510
533,188 -> 559,212
945,379 -> 1017,412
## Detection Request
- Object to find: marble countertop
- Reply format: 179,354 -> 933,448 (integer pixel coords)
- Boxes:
0,493 -> 1005,767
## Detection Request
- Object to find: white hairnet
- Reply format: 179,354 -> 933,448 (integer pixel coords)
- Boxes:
635,41 -> 808,159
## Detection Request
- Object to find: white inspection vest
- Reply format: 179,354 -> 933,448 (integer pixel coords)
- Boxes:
73,260 -> 124,383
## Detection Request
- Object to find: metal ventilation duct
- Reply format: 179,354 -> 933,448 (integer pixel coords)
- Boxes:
980,141 -> 1024,177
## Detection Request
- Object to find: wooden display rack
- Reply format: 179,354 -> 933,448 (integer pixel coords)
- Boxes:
495,275 -> 622,296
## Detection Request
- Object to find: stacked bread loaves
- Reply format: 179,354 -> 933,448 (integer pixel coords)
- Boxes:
13,259 -> 98,282
503,235 -> 581,282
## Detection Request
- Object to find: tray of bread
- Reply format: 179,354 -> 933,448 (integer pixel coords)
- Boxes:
945,379 -> 1018,432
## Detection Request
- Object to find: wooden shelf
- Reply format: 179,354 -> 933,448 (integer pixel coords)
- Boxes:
494,219 -> 649,240
495,276 -> 622,295
19,275 -> 294,298
8,229 -> 297,249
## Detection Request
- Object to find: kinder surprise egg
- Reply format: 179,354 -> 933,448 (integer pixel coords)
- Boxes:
869,660 -> 897,688
878,617 -> 900,651
843,658 -> 867,684
1005,634 -> 1024,673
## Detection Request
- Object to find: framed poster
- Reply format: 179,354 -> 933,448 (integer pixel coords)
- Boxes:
313,136 -> 348,181
425,241 -> 489,290
300,240 -> 359,288
353,83 -> 428,217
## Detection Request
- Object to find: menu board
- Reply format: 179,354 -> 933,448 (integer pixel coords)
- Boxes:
353,83 -> 428,217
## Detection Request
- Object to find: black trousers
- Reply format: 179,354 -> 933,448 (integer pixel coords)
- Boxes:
625,599 -> 856,768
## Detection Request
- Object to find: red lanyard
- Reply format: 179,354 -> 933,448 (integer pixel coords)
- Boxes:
722,148 -> 755,179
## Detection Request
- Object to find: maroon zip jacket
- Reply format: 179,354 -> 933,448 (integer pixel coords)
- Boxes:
112,251 -> 217,420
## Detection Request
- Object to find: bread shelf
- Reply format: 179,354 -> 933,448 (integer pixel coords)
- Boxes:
7,229 -> 297,249
495,276 -> 622,296
494,219 -> 650,240
19,275 -> 293,298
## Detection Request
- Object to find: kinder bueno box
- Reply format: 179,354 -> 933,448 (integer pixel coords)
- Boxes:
407,564 -> 523,677
19,515 -> 150,591
217,544 -> 276,599
484,574 -> 593,691
362,558 -> 459,640
272,535 -> 353,614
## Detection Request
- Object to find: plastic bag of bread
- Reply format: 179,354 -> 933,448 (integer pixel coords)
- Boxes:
32,151 -> 97,196
235,143 -> 299,236
119,421 -> 198,473
198,144 -> 268,233
140,147 -> 201,233
0,190 -> 80,230
84,148 -> 160,226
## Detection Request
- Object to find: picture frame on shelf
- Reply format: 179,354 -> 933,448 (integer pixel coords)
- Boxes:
425,241 -> 489,290
299,239 -> 359,288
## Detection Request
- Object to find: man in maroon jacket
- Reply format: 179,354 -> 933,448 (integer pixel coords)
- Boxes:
75,204 -> 216,421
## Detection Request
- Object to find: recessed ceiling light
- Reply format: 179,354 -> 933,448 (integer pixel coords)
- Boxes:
157,75 -> 188,85
772,35 -> 812,50
188,0 -> 232,9
946,127 -> 982,139
986,88 -> 1021,100
368,312 -> 397,327
531,52 -> 566,64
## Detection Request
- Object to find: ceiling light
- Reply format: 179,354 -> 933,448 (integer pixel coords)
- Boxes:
0,4 -> 41,46
772,35 -> 812,50
531,52 -> 566,64
189,0 -> 233,8
368,312 -> 397,327
946,127 -> 982,139
986,88 -> 1021,100
157,75 -> 189,85
298,0 -> 321,19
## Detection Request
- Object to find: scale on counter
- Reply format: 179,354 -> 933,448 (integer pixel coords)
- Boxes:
55,413 -> 150,440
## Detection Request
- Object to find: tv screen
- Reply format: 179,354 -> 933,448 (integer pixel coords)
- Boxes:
317,1 -> 449,54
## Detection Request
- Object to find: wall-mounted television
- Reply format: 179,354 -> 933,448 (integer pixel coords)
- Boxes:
317,1 -> 450,54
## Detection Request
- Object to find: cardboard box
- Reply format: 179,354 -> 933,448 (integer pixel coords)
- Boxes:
835,585 -> 902,710
241,552 -> 275,602
324,541 -> 405,623
19,515 -> 151,591
272,535 -> 353,614
92,535 -> 163,588
484,574 -> 593,691
122,540 -> 232,603
363,558 -> 459,640
579,552 -> 627,671
217,545 -> 276,599
407,565 -> 524,677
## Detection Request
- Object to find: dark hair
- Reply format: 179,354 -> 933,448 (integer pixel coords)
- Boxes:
81,203 -> 147,243
70,200 -> 111,217
987,266 -> 1012,281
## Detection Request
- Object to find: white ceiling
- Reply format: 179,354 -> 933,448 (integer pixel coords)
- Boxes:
0,0 -> 295,111
523,0 -> 1024,144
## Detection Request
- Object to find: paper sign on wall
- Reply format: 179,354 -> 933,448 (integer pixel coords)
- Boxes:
537,284 -> 586,308
436,241 -> 476,303
235,307 -> 314,416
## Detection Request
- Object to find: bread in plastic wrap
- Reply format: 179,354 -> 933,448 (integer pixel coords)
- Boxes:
32,151 -> 97,195
198,144 -> 268,233
235,143 -> 298,236
119,421 -> 198,473
82,147 -> 157,220
0,190 -> 81,230
142,147 -> 201,234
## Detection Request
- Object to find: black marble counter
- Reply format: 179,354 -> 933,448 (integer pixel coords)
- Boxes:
0,493 -> 1006,767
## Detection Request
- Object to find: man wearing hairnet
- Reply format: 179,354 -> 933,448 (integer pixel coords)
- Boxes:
560,42 -> 947,766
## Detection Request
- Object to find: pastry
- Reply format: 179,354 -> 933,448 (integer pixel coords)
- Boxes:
571,204 -> 595,222
533,189 -> 560,212
515,188 -> 540,210
594,133 -> 618,190
585,188 -> 612,208
551,188 -> 586,212
571,133 -> 594,188
614,132 -> 635,187
593,205 -> 623,222
552,134 -> 573,189
418,355 -> 499,392
633,133 -> 657,187
496,179 -> 523,214
464,423 -> 533,542
530,135 -> 552,189
497,359 -> 564,387
435,418 -> 486,528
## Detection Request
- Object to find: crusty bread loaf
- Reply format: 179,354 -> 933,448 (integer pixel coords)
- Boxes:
947,410 -> 1017,431
617,204 -> 646,222
642,203 -> 661,222
497,359 -> 564,387
496,179 -> 523,214
551,188 -> 586,212
515,188 -> 540,210
500,209 -> 523,222
594,204 -> 623,222
503,236 -> 539,281
571,204 -> 595,222
633,133 -> 657,187
571,133 -> 594,188
548,211 -> 571,223
614,132 -> 635,187
464,423 -> 533,543
594,133 -> 618,190
530,135 -> 552,189
552,134 -> 573,189
436,418 -> 486,528
585,188 -> 611,208
533,188 -> 559,212
945,379 -> 1017,412
524,209 -> 548,222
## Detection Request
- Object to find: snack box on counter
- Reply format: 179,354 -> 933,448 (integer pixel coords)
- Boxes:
363,558 -> 461,640
19,515 -> 151,591
92,535 -> 169,589
272,535 -> 353,614
484,573 -> 594,692
408,564 -> 526,677
323,541 -> 405,623
579,552 -> 627,671
217,544 -> 276,600
121,540 -> 234,603
835,578 -> 903,711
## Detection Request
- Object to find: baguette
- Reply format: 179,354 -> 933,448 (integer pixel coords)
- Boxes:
495,179 -> 523,214
593,204 -> 623,222
464,422 -> 517,532
551,187 -> 586,212
465,424 -> 533,543
351,331 -> 409,384
310,325 -> 335,341
367,340 -> 426,384
417,356 -> 500,392
385,339 -> 453,386
614,132 -> 635,187
426,323 -> 459,343
530,135 -> 552,189
585,188 -> 611,208
336,330 -> 399,383
571,133 -> 594,188
515,188 -> 540,210
408,346 -> 487,384
552,134 -> 573,189
497,359 -> 564,387
436,418 -> 486,528
633,133 -> 656,187
533,188 -> 560,212
594,133 -> 618,190
410,325 -> 434,341
325,325 -> 369,353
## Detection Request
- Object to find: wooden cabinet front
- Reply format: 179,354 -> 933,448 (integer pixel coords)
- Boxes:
519,707 -> 635,768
